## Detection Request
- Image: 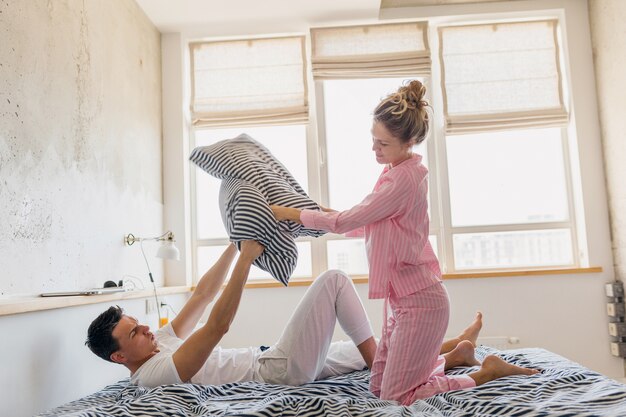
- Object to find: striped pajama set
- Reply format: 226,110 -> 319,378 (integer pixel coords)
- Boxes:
301,154 -> 475,405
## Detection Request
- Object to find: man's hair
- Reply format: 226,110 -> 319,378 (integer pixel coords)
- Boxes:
85,305 -> 124,362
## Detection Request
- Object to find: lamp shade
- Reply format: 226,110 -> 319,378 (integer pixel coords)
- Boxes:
156,241 -> 180,261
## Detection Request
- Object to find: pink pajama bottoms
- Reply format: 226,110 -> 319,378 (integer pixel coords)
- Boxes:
369,282 -> 475,405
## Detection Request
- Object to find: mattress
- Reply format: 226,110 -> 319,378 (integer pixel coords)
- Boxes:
38,346 -> 626,416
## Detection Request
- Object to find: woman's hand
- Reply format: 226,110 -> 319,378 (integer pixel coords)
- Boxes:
319,204 -> 336,213
270,205 -> 302,223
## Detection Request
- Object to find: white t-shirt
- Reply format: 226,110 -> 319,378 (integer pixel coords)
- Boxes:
130,323 -> 263,388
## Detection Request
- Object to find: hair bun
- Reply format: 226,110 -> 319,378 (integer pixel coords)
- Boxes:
401,80 -> 427,110
373,80 -> 431,146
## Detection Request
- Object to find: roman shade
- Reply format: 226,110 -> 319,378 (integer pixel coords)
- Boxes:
439,20 -> 568,135
190,36 -> 308,128
310,22 -> 430,80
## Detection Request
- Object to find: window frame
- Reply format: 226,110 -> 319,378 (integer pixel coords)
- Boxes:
426,18 -> 580,273
313,76 -> 442,274
441,127 -> 581,273
187,13 -> 583,284
189,124 -> 316,283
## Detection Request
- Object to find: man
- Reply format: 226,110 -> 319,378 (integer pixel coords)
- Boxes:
87,241 -> 380,387
86,242 -> 524,390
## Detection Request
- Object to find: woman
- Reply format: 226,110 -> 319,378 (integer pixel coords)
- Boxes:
271,80 -> 536,404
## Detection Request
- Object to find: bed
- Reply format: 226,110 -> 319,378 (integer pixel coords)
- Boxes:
39,346 -> 626,416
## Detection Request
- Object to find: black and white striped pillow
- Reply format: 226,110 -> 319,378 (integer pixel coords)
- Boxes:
190,134 -> 325,285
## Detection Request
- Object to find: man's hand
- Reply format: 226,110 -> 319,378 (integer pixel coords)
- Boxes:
239,240 -> 264,261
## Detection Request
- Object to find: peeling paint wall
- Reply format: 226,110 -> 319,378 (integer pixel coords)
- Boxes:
588,0 -> 626,283
0,1 -> 162,413
0,0 -> 162,295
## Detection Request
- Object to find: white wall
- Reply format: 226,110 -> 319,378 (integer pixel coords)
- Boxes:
0,295 -> 188,417
163,0 -> 622,381
219,271 -> 611,371
0,0 -> 163,295
0,0 -> 166,415
588,1 -> 626,284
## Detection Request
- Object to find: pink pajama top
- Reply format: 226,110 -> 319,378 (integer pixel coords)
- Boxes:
300,154 -> 441,300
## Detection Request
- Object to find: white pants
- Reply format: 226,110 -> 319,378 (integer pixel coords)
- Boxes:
258,270 -> 374,385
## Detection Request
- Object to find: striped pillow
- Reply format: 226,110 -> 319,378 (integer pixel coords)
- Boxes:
190,134 -> 325,285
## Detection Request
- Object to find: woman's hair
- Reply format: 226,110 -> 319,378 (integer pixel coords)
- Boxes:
373,80 -> 431,145
85,305 -> 124,362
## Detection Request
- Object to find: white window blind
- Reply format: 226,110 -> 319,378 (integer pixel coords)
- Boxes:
190,36 -> 308,128
310,22 -> 430,80
439,20 -> 568,134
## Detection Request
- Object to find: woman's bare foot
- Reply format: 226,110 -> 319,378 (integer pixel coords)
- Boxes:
469,355 -> 539,386
444,340 -> 481,370
440,312 -> 483,355
458,312 -> 483,346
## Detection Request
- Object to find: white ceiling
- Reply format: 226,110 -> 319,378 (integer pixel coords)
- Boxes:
134,0 -> 521,35
134,0 -> 383,34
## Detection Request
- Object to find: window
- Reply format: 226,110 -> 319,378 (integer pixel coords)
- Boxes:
192,124 -> 312,281
435,19 -> 577,272
320,77 -> 429,276
188,16 -> 582,283
197,241 -> 313,280
189,35 -> 310,282
193,125 -> 309,240
445,128 -> 575,270
322,78 -> 428,210
446,129 -> 569,227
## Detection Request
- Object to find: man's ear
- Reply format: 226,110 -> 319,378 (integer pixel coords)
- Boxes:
110,351 -> 126,364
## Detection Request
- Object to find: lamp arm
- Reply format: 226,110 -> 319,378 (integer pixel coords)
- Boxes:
124,230 -> 176,327
125,231 -> 175,246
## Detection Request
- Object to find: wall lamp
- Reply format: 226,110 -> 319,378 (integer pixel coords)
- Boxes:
124,230 -> 180,327
124,231 -> 180,261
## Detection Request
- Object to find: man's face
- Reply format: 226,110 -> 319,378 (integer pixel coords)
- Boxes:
110,315 -> 158,364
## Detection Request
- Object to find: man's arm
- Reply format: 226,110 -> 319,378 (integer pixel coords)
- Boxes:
171,243 -> 238,340
171,240 -> 263,382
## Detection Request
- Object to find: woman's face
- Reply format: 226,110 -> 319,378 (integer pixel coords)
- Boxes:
371,121 -> 413,167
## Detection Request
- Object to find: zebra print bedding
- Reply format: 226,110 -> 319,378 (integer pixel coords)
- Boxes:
39,346 -> 626,417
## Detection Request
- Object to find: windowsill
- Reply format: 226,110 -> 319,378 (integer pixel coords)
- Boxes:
0,286 -> 192,317
0,266 -> 602,317
238,266 -> 604,289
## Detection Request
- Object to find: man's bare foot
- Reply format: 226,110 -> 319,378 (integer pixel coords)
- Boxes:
458,312 -> 483,346
469,355 -> 539,386
444,340 -> 481,370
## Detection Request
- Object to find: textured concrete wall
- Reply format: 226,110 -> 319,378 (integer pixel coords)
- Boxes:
0,0 -> 162,295
0,0 -> 163,415
588,0 -> 626,282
